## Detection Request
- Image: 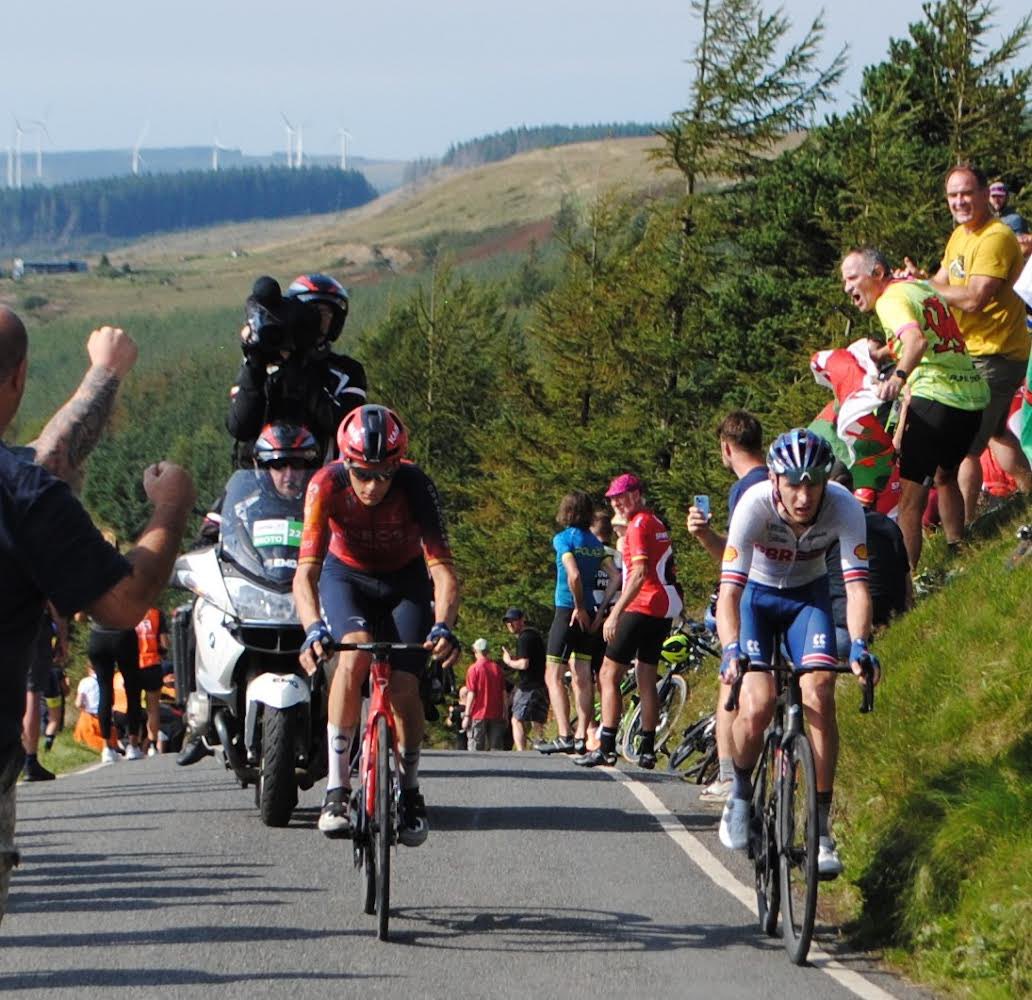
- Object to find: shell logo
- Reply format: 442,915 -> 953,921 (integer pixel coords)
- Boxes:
722,546 -> 738,563
854,543 -> 868,560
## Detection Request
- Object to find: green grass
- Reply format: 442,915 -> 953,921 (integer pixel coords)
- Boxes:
828,499 -> 1032,998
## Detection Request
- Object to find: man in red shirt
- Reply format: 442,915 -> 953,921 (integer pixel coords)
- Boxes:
463,639 -> 507,751
576,474 -> 682,770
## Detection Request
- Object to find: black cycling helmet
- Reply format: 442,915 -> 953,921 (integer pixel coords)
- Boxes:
286,273 -> 349,342
253,423 -> 321,468
767,428 -> 834,484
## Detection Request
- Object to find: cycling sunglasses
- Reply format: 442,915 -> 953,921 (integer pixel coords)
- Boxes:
347,463 -> 398,483
779,468 -> 829,486
260,457 -> 315,471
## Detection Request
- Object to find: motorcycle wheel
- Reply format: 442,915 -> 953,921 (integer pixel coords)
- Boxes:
258,707 -> 298,828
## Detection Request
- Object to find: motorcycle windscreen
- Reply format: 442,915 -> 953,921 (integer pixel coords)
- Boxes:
219,468 -> 311,588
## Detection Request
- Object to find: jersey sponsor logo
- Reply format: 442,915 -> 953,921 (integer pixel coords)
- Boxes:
854,543 -> 868,560
755,543 -> 796,562
722,545 -> 739,563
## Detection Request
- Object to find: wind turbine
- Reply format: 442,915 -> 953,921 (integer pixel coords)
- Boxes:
281,113 -> 296,168
28,118 -> 50,179
295,122 -> 304,168
212,133 -> 230,171
5,144 -> 12,189
12,117 -> 24,189
338,128 -> 352,171
131,120 -> 149,175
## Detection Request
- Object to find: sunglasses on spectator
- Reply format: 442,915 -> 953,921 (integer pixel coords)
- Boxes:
347,464 -> 398,482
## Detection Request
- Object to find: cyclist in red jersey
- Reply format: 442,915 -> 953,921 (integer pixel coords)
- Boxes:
294,405 -> 460,844
575,473 -> 682,770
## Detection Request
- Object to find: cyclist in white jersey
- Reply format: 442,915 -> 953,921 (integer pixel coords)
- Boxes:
716,428 -> 879,878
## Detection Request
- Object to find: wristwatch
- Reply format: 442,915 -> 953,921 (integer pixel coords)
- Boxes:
894,369 -> 908,382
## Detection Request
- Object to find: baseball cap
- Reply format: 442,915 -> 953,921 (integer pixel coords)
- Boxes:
989,181 -> 1008,195
472,637 -> 488,652
501,607 -> 524,622
605,473 -> 643,498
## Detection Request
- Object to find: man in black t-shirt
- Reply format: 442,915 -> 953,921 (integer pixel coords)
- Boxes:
500,608 -> 548,751
0,306 -> 196,925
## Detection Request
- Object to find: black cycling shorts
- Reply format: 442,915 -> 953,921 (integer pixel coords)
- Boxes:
137,666 -> 163,693
604,612 -> 671,667
546,607 -> 596,663
899,396 -> 982,483
319,554 -> 432,676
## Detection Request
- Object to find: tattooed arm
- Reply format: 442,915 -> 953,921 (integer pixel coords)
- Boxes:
29,326 -> 138,490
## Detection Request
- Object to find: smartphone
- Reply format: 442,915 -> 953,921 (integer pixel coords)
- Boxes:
694,494 -> 711,519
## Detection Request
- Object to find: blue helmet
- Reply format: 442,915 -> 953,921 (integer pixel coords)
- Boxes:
767,428 -> 834,484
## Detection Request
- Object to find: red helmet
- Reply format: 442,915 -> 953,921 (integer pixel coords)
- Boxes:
336,405 -> 408,467
253,423 -> 321,468
286,273 -> 349,342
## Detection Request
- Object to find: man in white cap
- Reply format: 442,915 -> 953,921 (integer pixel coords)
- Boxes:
464,638 -> 508,750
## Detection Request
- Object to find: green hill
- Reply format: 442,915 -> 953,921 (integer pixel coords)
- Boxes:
831,505 -> 1032,997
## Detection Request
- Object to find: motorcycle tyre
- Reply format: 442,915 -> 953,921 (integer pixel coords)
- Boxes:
258,707 -> 298,828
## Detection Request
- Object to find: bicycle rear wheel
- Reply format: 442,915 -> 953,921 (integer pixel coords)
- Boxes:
374,715 -> 393,941
752,735 -> 780,936
620,675 -> 688,763
779,734 -> 818,964
667,713 -> 715,773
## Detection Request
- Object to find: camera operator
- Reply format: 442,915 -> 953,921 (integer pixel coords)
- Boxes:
226,274 -> 367,465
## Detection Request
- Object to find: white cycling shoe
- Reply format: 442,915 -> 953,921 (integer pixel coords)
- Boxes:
818,837 -> 844,880
719,797 -> 750,850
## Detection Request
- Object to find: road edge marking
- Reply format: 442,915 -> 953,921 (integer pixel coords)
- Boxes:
613,771 -> 898,1000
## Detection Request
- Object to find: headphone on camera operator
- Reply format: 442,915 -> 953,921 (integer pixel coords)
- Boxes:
227,274 -> 368,467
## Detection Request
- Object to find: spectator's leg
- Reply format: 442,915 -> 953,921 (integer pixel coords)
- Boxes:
935,466 -> 965,546
145,690 -> 160,749
897,478 -> 930,571
634,661 -> 660,731
511,715 -> 527,751
569,657 -> 593,741
988,429 -> 1032,492
543,658 -> 572,739
957,454 -> 983,525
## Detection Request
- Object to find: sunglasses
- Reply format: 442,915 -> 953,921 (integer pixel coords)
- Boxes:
780,469 -> 829,486
261,458 -> 314,471
347,464 -> 397,483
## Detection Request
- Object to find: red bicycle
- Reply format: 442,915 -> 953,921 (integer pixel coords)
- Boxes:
333,641 -> 427,941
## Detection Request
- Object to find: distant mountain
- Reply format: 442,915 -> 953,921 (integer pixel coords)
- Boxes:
5,147 -> 407,193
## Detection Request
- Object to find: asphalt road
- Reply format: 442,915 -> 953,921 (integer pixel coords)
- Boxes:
4,750 -> 931,999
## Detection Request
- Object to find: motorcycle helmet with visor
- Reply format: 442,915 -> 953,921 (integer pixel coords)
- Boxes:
286,273 -> 349,343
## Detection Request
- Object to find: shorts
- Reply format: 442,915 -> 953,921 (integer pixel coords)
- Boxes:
604,612 -> 671,667
899,396 -> 981,483
319,555 -> 432,676
739,579 -> 837,671
546,607 -> 595,664
138,666 -> 163,693
470,718 -> 507,751
512,686 -> 548,723
967,355 -> 1027,455
26,620 -> 55,692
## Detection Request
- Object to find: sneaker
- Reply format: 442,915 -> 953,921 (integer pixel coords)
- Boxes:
535,736 -> 576,755
318,787 -> 353,839
699,777 -> 733,801
572,747 -> 617,768
100,746 -> 120,764
719,797 -> 750,850
147,746 -> 159,758
638,751 -> 657,771
21,757 -> 55,782
398,789 -> 429,847
818,837 -> 844,880
124,744 -> 144,761
573,738 -> 587,755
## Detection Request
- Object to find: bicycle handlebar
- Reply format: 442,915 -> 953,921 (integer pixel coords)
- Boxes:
330,641 -> 432,655
723,656 -> 876,714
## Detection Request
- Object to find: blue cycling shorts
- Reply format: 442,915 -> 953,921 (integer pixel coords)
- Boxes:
319,554 -> 432,676
739,579 -> 838,671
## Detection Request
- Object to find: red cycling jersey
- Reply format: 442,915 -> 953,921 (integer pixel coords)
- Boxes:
624,510 -> 682,619
299,461 -> 453,574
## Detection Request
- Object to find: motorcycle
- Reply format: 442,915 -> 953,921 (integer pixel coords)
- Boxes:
172,467 -> 326,827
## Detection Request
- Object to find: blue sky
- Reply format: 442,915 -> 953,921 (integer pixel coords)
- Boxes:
0,0 -> 1015,160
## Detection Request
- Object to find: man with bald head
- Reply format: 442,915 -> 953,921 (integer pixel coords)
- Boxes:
0,306 -> 196,924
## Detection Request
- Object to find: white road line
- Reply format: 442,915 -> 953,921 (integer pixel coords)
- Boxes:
613,771 -> 898,1000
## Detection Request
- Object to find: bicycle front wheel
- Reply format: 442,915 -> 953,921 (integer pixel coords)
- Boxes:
374,715 -> 393,941
752,735 -> 780,936
779,734 -> 818,964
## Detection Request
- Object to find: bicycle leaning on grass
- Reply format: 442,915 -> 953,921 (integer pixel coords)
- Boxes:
725,641 -> 875,966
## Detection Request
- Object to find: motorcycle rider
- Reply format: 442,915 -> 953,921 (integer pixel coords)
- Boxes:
293,405 -> 460,845
177,423 -> 321,766
226,274 -> 367,464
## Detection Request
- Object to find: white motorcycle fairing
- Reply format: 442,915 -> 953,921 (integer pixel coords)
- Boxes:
247,672 -> 309,711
